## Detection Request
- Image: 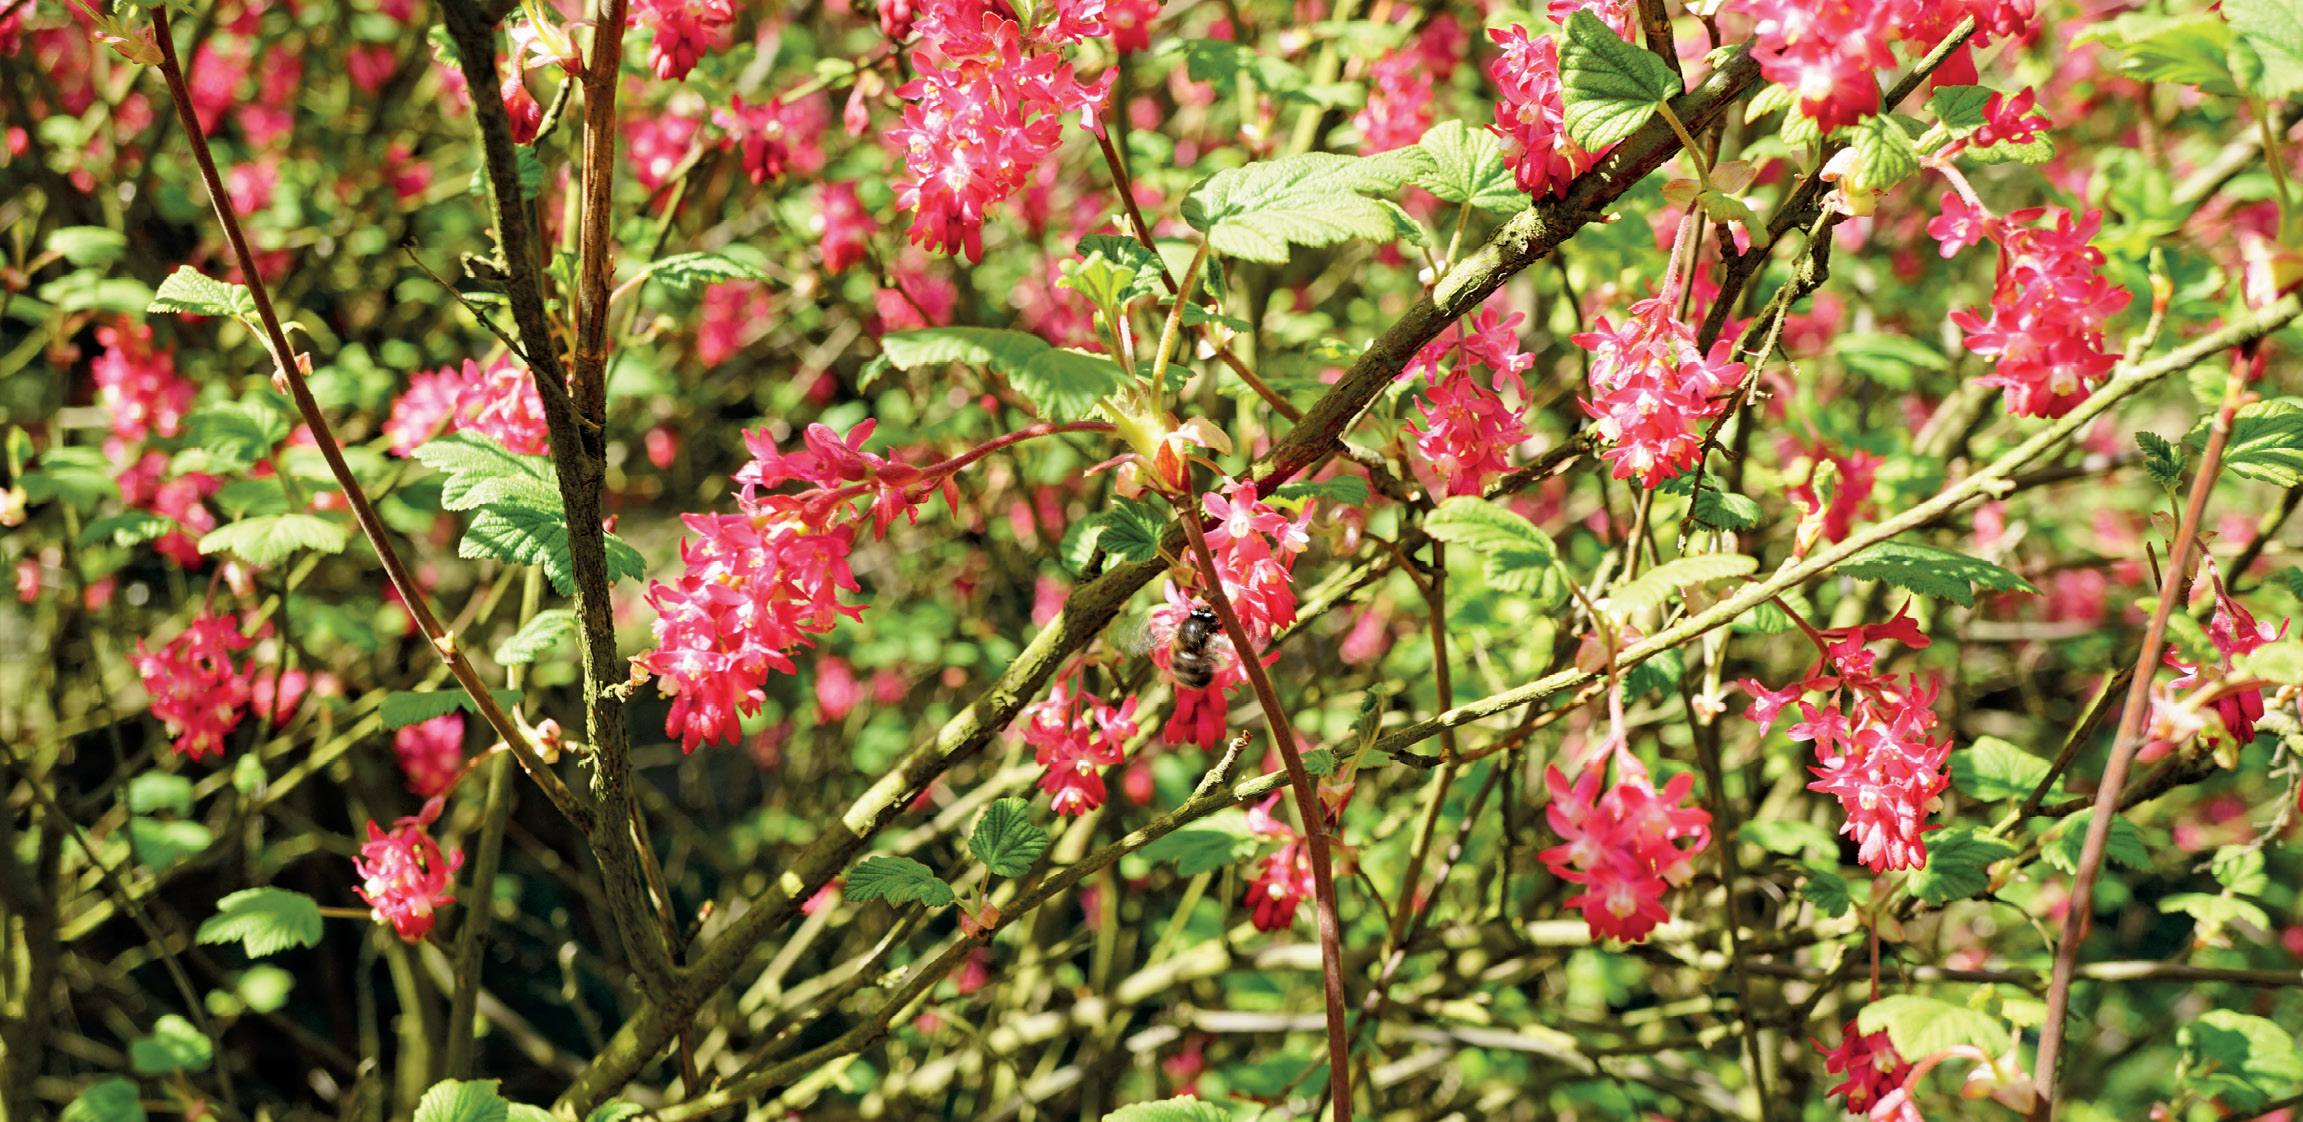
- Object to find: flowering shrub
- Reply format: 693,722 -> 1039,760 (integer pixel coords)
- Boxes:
10,1 -> 2303,1121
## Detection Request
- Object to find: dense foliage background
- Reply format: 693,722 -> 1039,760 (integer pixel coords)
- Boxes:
5,0 -> 2303,1119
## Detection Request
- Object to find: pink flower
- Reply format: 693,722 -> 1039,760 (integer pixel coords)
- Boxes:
1736,0 -> 1894,131
132,614 -> 254,762
887,15 -> 1114,261
503,76 -> 542,144
383,365 -> 472,455
354,797 -> 463,942
1244,840 -> 1316,931
1969,86 -> 2049,149
383,355 -> 552,456
1926,190 -> 1999,258
1488,25 -> 1607,199
630,0 -> 733,80
1539,744 -> 1711,942
817,181 -> 875,273
816,656 -> 863,720
1575,295 -> 1746,485
2164,571 -> 2288,746
1198,481 -> 1310,644
1948,206 -> 2130,418
90,320 -> 192,460
1020,676 -> 1140,814
1354,42 -> 1436,154
394,713 -> 466,798
713,94 -> 829,185
1797,692 -> 1952,872
627,110 -> 702,192
1106,0 -> 1159,52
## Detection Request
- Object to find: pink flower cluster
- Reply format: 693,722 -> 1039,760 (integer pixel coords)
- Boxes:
1487,24 -> 1609,199
1935,197 -> 2129,418
630,0 -> 733,80
354,797 -> 462,943
383,355 -> 552,456
1406,309 -> 1535,497
119,451 -> 219,569
888,14 -> 1113,261
641,420 -> 977,752
91,320 -> 192,460
1574,295 -> 1746,485
394,712 -> 467,798
1539,741 -> 1711,943
1242,797 -> 1317,931
132,613 -> 254,762
817,182 -> 874,273
1198,479 -> 1309,646
712,94 -> 828,185
2160,570 -> 2286,748
1736,0 -> 2035,131
1743,608 -> 1951,873
1018,675 -> 1141,815
1353,15 -> 1464,154
1817,1019 -> 1919,1122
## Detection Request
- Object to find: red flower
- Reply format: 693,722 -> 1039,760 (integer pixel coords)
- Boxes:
817,181 -> 875,273
1538,742 -> 1711,943
713,94 -> 829,185
354,797 -> 463,943
394,713 -> 466,798
1948,206 -> 2129,418
1020,676 -> 1140,815
1575,296 -> 1746,485
1487,25 -> 1606,199
132,614 -> 254,762
629,0 -> 733,80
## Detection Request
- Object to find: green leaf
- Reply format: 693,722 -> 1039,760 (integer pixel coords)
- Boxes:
381,688 -> 524,729
844,855 -> 957,908
1061,244 -> 1159,309
2235,635 -> 2303,685
198,514 -> 350,568
1922,86 -> 1994,137
1181,152 -> 1424,264
1620,648 -> 1682,698
495,609 -> 578,665
1301,748 -> 1338,776
1741,818 -> 1839,861
1424,496 -> 1569,607
882,326 -> 1054,373
2042,811 -> 2152,875
1557,10 -> 1683,152
2187,398 -> 2303,487
186,400 -> 292,468
1838,115 -> 1920,192
1965,134 -> 2055,165
2225,0 -> 2303,98
1606,554 -> 1758,616
62,1077 -> 145,1122
411,432 -> 563,513
1907,826 -> 2018,905
1834,332 -> 1947,389
2162,892 -> 2274,941
1801,864 -> 1851,918
77,511 -> 178,549
128,818 -> 212,870
1012,348 -> 1131,421
2212,845 -> 2271,897
148,266 -> 257,318
2182,1011 -> 2303,1111
2079,14 -> 2241,95
1095,497 -> 1168,564
636,252 -> 766,292
128,773 -> 195,817
1103,1098 -> 1236,1122
195,887 -> 324,957
1835,540 -> 2039,608
460,503 -> 647,595
1856,996 -> 2014,1061
38,272 -> 157,315
129,1015 -> 213,1074
583,1102 -> 646,1122
413,1080 -> 511,1122
1690,490 -> 1761,530
22,446 -> 120,508
1950,736 -> 2051,802
969,798 -> 1051,878
1140,808 -> 1260,876
1164,38 -> 1309,99
236,963 -> 294,1012
1272,478 -> 1371,509
2136,431 -> 2184,489
1409,120 -> 1523,214
1075,233 -> 1168,296
50,226 -> 129,267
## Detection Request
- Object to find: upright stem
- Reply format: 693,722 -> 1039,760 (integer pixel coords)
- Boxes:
2031,370 -> 2251,1118
147,6 -> 587,830
1176,509 -> 1352,1122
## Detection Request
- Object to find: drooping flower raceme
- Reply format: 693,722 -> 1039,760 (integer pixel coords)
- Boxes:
713,94 -> 829,186
91,319 -> 193,461
354,797 -> 462,943
1488,24 -> 1609,199
1941,201 -> 2130,418
1404,309 -> 1536,497
1539,739 -> 1712,943
1818,1019 -> 1918,1122
394,712 -> 466,798
132,613 -> 254,762
887,14 -> 1113,262
1575,295 -> 1747,485
1018,675 -> 1141,814
1242,797 -> 1317,931
2162,568 -> 2288,747
630,0 -> 734,80
1742,607 -> 1952,873
1352,15 -> 1463,154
